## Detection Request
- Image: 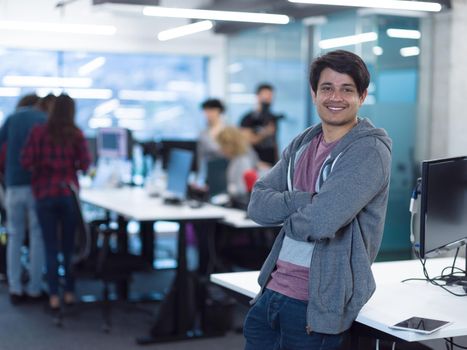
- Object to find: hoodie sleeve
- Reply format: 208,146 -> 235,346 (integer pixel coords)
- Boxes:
284,138 -> 391,241
247,148 -> 312,226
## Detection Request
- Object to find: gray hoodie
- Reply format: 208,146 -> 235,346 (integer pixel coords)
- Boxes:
247,118 -> 392,334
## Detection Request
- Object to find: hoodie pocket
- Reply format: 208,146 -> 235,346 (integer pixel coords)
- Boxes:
317,249 -> 353,312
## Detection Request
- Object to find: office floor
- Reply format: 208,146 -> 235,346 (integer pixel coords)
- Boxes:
0,270 -> 246,350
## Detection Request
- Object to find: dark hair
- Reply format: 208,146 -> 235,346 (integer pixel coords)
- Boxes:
47,94 -> 79,145
16,93 -> 40,109
37,93 -> 56,113
201,98 -> 225,113
256,83 -> 274,95
309,50 -> 370,97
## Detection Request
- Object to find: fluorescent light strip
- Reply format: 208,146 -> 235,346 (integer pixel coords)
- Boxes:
143,6 -> 289,24
79,57 -> 106,76
3,75 -> 92,88
0,87 -> 21,97
118,90 -> 178,101
288,0 -> 442,12
387,28 -> 421,39
94,99 -> 120,117
36,88 -> 113,100
0,20 -> 117,35
319,32 -> 378,49
400,46 -> 420,57
158,20 -> 213,41
114,107 -> 145,119
66,88 -> 113,100
89,117 -> 113,129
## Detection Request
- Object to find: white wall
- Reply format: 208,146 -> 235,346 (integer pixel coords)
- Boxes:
0,0 -> 227,98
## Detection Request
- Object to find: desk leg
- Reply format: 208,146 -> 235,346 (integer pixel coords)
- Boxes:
136,221 -> 223,345
140,221 -> 154,266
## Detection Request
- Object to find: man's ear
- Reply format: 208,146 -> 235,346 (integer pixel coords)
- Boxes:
359,89 -> 368,106
311,88 -> 317,104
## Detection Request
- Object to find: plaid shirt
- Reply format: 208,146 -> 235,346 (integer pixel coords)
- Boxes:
21,125 -> 91,199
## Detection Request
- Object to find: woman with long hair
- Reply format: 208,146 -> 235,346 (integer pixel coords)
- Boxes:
22,94 -> 90,311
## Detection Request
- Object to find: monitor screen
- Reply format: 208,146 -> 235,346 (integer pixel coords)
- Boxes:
160,140 -> 197,172
420,156 -> 467,258
166,148 -> 194,200
97,128 -> 130,159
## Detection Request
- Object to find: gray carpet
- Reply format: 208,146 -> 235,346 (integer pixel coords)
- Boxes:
0,273 -> 246,350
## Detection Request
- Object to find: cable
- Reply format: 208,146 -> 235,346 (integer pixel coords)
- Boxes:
401,255 -> 467,297
445,338 -> 467,349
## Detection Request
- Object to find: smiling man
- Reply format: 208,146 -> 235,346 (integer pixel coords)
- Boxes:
243,50 -> 392,349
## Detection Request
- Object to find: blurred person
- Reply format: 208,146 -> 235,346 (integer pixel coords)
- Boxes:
216,126 -> 262,199
240,83 -> 280,166
198,98 -> 226,165
22,94 -> 90,311
0,93 -> 55,304
243,50 -> 392,349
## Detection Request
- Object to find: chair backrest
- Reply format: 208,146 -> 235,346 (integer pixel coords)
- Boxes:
68,184 -> 92,264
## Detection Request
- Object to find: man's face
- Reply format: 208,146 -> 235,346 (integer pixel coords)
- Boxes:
257,88 -> 274,105
312,68 -> 367,128
203,108 -> 221,125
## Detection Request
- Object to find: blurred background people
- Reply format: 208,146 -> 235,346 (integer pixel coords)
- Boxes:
216,126 -> 260,200
22,94 -> 90,310
198,98 -> 226,164
240,83 -> 280,166
0,93 -> 55,304
196,98 -> 227,185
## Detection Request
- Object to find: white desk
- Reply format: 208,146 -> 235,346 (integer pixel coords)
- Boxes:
79,187 -> 234,344
80,187 -> 227,222
210,258 -> 467,343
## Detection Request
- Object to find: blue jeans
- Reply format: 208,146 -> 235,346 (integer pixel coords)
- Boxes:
244,289 -> 345,350
6,186 -> 45,295
36,195 -> 77,295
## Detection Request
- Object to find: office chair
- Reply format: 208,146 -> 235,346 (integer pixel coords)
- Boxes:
67,186 -> 149,332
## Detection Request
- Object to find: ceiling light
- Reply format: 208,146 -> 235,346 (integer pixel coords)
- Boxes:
36,88 -> 113,99
319,32 -> 378,49
386,28 -> 421,39
288,0 -> 442,12
0,87 -> 21,97
3,76 -> 92,88
143,6 -> 289,24
94,99 -> 120,117
114,107 -> 145,119
89,117 -> 113,129
373,46 -> 384,56
78,57 -> 106,76
0,20 -> 117,35
400,46 -> 420,57
66,88 -> 113,100
118,90 -> 178,101
158,21 -> 213,41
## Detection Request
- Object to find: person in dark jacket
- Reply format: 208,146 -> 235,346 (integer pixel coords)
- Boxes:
243,50 -> 392,350
22,94 -> 90,310
0,93 -> 55,304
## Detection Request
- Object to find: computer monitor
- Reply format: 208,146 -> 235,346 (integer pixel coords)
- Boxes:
165,148 -> 194,201
97,128 -> 132,159
206,158 -> 228,198
419,156 -> 467,259
160,140 -> 197,172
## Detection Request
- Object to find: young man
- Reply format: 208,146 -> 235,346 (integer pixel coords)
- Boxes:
244,50 -> 392,349
0,94 -> 55,304
240,83 -> 279,166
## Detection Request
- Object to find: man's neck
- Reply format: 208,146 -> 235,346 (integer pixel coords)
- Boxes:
322,119 -> 358,143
